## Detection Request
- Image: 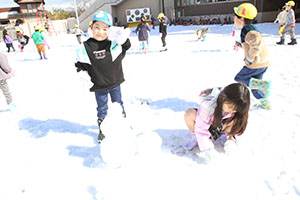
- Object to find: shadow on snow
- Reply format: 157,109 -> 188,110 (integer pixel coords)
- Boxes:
154,128 -> 206,164
137,97 -> 198,112
18,118 -> 106,168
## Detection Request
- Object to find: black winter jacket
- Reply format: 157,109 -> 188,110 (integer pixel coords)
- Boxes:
75,38 -> 131,91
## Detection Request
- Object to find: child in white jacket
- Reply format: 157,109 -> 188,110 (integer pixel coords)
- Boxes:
0,52 -> 16,111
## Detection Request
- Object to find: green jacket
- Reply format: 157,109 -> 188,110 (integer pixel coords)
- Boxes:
32,31 -> 44,45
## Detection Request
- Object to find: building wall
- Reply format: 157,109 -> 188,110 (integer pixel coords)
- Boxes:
175,0 -> 294,23
113,0 -> 159,26
112,0 -> 175,26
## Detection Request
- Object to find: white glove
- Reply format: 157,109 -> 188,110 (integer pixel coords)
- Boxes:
224,140 -> 237,155
197,149 -> 219,163
108,26 -> 131,45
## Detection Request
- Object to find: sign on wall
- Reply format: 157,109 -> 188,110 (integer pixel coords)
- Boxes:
125,7 -> 151,23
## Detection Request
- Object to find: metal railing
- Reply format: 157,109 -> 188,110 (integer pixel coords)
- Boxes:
79,0 -> 125,23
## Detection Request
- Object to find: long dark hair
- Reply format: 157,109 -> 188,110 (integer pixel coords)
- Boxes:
3,29 -> 8,41
212,83 -> 250,137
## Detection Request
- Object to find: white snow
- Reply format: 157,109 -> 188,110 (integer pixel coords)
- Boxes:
1,22 -> 300,200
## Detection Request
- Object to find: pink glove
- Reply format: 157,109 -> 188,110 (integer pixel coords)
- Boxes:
233,44 -> 239,51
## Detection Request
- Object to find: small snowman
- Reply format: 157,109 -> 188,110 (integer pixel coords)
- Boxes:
100,103 -> 136,168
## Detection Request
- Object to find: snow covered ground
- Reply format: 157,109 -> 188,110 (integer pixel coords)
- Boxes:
0,22 -> 300,200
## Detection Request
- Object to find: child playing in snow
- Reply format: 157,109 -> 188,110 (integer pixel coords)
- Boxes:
158,13 -> 167,51
233,3 -> 271,110
74,24 -> 84,44
16,28 -> 26,52
274,5 -> 287,36
277,1 -> 297,45
0,52 -> 16,111
135,16 -> 151,54
195,26 -> 210,42
184,83 -> 250,157
32,26 -> 47,59
75,10 -> 131,143
40,27 -> 50,49
3,29 -> 16,53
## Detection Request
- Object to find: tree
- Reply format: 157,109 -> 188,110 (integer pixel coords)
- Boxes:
46,0 -> 93,20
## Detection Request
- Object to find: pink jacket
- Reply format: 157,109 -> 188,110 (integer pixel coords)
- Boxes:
194,89 -> 233,151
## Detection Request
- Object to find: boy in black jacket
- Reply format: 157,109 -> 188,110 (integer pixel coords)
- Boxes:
158,13 -> 167,51
75,10 -> 131,143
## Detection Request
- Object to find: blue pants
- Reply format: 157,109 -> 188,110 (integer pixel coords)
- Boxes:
95,85 -> 125,120
234,66 -> 268,99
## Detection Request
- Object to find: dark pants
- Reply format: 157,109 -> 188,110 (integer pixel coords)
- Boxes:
234,66 -> 268,99
24,35 -> 29,44
161,35 -> 166,47
6,43 -> 15,52
94,85 -> 125,120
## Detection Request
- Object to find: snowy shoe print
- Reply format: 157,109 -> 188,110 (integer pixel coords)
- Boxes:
249,78 -> 271,98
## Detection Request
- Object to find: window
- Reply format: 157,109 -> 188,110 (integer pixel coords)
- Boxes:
177,11 -> 181,18
26,4 -> 38,13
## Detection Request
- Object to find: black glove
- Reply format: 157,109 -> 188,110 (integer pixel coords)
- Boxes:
75,62 -> 86,72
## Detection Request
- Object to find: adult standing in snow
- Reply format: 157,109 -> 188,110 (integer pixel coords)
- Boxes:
32,26 -> 47,59
277,1 -> 297,45
135,16 -> 151,54
3,29 -> 16,53
0,52 -> 16,111
183,83 -> 250,158
233,3 -> 271,110
274,5 -> 287,36
158,13 -> 167,51
75,10 -> 131,143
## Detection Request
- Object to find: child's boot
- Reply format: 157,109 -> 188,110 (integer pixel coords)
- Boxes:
97,119 -> 105,143
249,78 -> 271,98
43,54 -> 48,59
255,98 -> 271,110
39,54 -> 43,59
276,38 -> 285,45
288,38 -> 297,45
260,98 -> 271,110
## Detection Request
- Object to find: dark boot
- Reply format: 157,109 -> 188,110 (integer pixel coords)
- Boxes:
276,38 -> 285,45
39,54 -> 43,59
288,39 -> 297,45
97,119 -> 105,143
122,111 -> 126,118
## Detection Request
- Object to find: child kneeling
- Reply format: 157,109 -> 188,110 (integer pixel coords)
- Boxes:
184,83 -> 250,156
